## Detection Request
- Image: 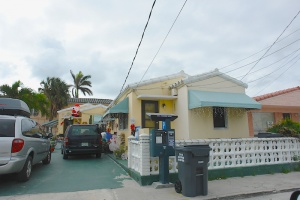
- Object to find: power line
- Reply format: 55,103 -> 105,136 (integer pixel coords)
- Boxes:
118,0 -> 157,97
219,28 -> 300,70
254,56 -> 300,95
181,46 -> 300,90
224,39 -> 300,74
240,9 -> 300,80
137,0 -> 188,86
248,50 -> 300,84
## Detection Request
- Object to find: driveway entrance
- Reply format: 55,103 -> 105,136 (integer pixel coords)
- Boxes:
0,149 -> 131,197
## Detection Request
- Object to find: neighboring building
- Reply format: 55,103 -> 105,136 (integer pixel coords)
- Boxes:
103,69 -> 261,147
248,86 -> 300,136
43,98 -> 112,135
57,103 -> 108,135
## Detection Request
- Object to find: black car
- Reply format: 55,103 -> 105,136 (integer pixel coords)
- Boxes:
62,124 -> 102,159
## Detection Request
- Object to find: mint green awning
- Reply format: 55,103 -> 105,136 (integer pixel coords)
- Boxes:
188,90 -> 261,110
104,97 -> 129,117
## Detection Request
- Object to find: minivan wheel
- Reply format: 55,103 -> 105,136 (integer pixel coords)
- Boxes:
17,156 -> 32,182
42,150 -> 51,164
63,151 -> 68,159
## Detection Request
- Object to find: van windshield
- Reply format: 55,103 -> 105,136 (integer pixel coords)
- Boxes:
0,119 -> 15,137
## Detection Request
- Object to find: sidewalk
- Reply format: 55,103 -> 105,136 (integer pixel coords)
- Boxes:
1,152 -> 299,200
0,172 -> 299,200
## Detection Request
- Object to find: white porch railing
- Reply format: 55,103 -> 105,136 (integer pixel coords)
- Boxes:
127,134 -> 300,176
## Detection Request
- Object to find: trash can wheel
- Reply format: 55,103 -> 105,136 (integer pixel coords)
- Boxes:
175,180 -> 182,193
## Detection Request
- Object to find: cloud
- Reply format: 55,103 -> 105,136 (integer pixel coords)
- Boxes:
0,0 -> 299,99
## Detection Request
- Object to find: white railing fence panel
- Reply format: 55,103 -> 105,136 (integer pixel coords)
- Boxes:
128,135 -> 300,175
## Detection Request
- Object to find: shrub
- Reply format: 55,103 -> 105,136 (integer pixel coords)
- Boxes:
267,118 -> 300,138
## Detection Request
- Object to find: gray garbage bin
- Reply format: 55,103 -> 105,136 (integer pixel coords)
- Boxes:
175,145 -> 211,197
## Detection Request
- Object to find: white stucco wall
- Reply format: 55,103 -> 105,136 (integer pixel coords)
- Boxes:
188,107 -> 249,139
173,86 -> 189,140
187,75 -> 246,93
175,76 -> 250,139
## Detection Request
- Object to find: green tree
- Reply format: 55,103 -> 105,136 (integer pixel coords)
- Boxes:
0,81 -> 49,117
70,70 -> 93,98
39,77 -> 70,120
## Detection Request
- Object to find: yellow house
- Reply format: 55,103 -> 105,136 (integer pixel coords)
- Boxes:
39,98 -> 112,136
103,69 -> 261,146
57,102 -> 109,135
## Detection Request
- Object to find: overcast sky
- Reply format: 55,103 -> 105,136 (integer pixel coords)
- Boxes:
0,0 -> 299,100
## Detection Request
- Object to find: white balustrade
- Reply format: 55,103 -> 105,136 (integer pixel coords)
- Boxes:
128,136 -> 300,175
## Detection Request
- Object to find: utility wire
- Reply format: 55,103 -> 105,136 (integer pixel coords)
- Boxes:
137,0 -> 188,85
181,47 -> 300,89
219,28 -> 300,70
240,9 -> 300,80
254,56 -> 300,95
118,0 -> 156,96
224,39 -> 300,74
248,50 -> 300,84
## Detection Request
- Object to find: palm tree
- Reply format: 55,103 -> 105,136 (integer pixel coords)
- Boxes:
39,77 -> 70,120
70,70 -> 93,98
0,81 -> 49,117
0,80 -> 25,98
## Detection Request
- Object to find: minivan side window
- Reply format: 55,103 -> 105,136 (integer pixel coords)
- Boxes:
22,119 -> 46,138
0,119 -> 15,137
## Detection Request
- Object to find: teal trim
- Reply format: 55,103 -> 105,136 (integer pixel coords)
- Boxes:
104,97 -> 129,117
188,90 -> 261,109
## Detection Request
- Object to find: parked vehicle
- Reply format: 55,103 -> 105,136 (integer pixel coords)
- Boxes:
61,124 -> 102,159
0,98 -> 53,182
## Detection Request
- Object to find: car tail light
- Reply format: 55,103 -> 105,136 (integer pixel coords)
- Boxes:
11,139 -> 24,153
64,137 -> 69,146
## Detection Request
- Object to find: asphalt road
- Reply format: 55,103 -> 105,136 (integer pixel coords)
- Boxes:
0,148 -> 131,197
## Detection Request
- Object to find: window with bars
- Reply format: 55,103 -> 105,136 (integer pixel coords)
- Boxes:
213,107 -> 227,128
118,113 -> 128,130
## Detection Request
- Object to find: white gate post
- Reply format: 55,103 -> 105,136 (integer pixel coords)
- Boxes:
127,135 -> 135,169
139,134 -> 151,176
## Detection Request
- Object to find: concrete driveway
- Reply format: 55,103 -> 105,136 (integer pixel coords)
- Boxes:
0,149 -> 131,197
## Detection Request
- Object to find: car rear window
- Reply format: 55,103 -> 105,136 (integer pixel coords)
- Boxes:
69,125 -> 98,136
0,119 -> 15,137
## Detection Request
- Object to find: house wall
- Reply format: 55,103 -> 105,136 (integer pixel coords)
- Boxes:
173,86 -> 189,140
113,76 -> 184,146
182,78 -> 250,139
188,107 -> 249,139
187,76 -> 246,93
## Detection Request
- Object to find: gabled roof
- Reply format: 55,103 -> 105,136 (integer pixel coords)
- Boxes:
170,68 -> 248,89
68,98 -> 112,105
112,70 -> 189,105
127,70 -> 189,89
254,86 -> 300,101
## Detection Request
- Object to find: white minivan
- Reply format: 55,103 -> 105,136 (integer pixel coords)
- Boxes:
0,98 -> 52,182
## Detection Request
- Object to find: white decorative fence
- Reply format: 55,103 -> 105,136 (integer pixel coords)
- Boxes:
127,134 -> 300,176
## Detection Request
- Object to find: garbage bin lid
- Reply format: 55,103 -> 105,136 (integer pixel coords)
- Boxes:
176,145 -> 211,156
